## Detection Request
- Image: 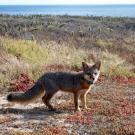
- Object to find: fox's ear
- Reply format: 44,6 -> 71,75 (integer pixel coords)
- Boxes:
94,61 -> 101,70
82,62 -> 89,70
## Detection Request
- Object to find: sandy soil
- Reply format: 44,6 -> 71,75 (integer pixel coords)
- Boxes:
0,80 -> 135,135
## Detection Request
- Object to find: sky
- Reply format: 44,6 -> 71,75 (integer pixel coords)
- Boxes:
0,0 -> 135,5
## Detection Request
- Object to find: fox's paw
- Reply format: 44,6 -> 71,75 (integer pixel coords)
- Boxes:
75,107 -> 81,112
84,106 -> 89,109
83,107 -> 91,110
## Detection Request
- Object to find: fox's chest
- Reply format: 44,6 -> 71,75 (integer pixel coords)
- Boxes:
80,81 -> 91,89
79,81 -> 92,94
77,81 -> 91,95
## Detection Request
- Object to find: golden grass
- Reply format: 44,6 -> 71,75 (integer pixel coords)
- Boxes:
96,39 -> 113,48
0,37 -> 49,65
0,36 -> 135,87
98,51 -> 135,77
45,41 -> 89,67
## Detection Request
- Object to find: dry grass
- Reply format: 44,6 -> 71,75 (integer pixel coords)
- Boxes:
0,36 -> 135,88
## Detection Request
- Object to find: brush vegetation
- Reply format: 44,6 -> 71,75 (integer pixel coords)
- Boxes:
0,15 -> 135,86
0,36 -> 134,87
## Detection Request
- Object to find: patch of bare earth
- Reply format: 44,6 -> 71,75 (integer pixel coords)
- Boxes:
0,80 -> 135,135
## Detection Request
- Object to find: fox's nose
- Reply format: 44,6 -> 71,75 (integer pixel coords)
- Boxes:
91,77 -> 95,80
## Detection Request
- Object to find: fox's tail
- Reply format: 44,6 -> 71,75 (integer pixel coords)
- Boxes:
7,82 -> 45,104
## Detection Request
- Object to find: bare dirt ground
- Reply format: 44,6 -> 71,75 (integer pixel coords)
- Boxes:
0,80 -> 135,135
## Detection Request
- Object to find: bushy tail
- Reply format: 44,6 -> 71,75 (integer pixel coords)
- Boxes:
7,82 -> 45,104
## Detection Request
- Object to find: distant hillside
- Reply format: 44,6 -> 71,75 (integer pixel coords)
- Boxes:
1,15 -> 135,41
0,14 -> 135,65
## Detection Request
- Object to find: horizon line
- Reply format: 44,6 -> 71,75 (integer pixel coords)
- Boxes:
0,3 -> 135,6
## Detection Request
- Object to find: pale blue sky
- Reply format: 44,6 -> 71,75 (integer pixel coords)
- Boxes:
0,0 -> 135,5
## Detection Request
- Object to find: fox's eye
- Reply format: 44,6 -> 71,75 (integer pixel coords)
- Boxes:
94,73 -> 97,75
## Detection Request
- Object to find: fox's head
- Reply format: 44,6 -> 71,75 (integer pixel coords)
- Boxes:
82,61 -> 101,85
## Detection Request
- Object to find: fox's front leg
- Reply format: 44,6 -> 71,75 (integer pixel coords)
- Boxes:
80,93 -> 88,109
74,92 -> 81,111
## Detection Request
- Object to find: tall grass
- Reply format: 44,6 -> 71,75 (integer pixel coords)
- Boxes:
0,37 -> 49,65
0,36 -> 135,87
45,41 -> 90,67
98,51 -> 135,77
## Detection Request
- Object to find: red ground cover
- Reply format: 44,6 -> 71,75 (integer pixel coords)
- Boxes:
10,73 -> 34,92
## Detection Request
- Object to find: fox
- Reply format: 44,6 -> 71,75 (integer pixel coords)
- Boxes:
7,61 -> 101,111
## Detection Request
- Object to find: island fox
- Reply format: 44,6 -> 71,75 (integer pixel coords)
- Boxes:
7,61 -> 101,111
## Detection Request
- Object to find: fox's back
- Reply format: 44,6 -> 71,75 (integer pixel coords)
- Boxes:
39,72 -> 82,91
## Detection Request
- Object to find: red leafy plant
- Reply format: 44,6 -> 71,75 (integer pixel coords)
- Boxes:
106,99 -> 135,118
10,73 -> 34,92
49,126 -> 69,135
50,127 -> 62,134
66,111 -> 93,125
112,76 -> 135,85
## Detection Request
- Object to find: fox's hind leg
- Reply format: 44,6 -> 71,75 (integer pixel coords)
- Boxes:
42,79 -> 59,111
42,93 -> 56,111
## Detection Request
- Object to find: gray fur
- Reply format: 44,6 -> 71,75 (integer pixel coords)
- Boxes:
39,71 -> 84,92
7,61 -> 101,110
